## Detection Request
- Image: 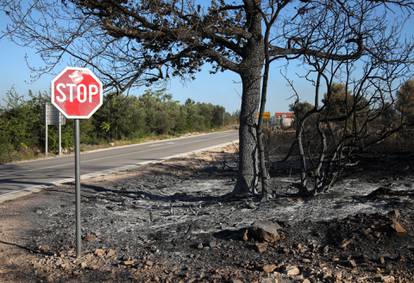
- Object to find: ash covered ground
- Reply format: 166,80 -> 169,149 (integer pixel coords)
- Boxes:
0,145 -> 413,282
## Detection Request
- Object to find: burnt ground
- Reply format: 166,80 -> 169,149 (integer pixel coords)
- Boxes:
0,145 -> 414,283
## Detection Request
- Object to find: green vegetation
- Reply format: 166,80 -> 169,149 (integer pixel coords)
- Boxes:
0,88 -> 237,163
396,79 -> 414,125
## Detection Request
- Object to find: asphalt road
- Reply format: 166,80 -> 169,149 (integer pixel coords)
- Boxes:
0,130 -> 238,197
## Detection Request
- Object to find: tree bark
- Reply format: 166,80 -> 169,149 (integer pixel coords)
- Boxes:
232,2 -> 264,196
233,52 -> 264,195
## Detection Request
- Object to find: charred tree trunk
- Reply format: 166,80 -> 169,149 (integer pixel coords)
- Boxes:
232,3 -> 264,196
233,65 -> 262,195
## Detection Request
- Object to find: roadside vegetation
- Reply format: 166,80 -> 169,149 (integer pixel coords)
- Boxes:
0,88 -> 238,163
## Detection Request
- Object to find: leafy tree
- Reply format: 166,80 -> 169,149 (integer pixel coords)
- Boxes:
396,79 -> 414,125
290,101 -> 314,129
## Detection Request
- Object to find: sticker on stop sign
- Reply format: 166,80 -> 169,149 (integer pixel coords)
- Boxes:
51,67 -> 103,119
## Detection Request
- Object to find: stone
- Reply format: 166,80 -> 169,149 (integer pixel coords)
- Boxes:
263,264 -> 277,273
94,248 -> 105,257
39,245 -> 50,254
382,275 -> 395,283
107,249 -> 116,258
303,279 -> 311,283
243,229 -> 249,241
297,243 -> 307,253
83,232 -> 97,242
123,259 -> 136,266
245,201 -> 257,209
286,266 -> 300,277
145,260 -> 154,267
250,221 -> 281,243
255,243 -> 268,253
391,220 -> 407,234
341,238 -> 353,249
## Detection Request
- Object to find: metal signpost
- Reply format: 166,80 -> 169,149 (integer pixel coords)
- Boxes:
51,67 -> 103,257
45,103 -> 66,156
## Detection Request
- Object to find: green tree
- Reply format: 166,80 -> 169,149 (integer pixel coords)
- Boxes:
396,79 -> 414,125
290,101 -> 314,129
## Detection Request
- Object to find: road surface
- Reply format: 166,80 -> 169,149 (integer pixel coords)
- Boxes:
0,130 -> 238,198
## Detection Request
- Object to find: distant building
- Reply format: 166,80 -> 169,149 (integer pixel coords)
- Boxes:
274,112 -> 294,128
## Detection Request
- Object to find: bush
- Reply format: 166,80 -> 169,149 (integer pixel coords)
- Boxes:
0,88 -> 238,163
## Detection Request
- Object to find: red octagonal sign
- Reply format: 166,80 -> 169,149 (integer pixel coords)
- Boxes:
51,67 -> 103,119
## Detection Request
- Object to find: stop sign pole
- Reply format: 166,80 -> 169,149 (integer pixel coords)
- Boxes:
51,67 -> 103,257
74,119 -> 81,257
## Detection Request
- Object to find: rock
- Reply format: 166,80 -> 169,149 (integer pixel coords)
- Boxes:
145,260 -> 153,267
149,245 -> 160,254
83,232 -> 97,242
243,229 -> 249,241
245,201 -> 257,209
273,272 -> 282,282
382,275 -> 395,283
303,279 -> 311,283
249,221 -> 281,243
391,210 -> 407,234
106,249 -> 116,258
39,245 -> 50,254
94,248 -> 105,257
286,266 -> 300,277
296,243 -> 307,253
341,238 -> 353,249
80,262 -> 87,269
348,259 -> 357,268
335,271 -> 343,281
197,242 -> 203,249
208,240 -> 217,248
263,264 -> 277,273
255,243 -> 268,253
123,259 -> 136,266
391,220 -> 407,234
60,263 -> 69,270
363,228 -> 372,236
322,267 -> 332,279
232,279 -> 243,283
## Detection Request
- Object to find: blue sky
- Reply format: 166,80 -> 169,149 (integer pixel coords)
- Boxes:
0,5 -> 413,113
0,35 -> 306,113
0,8 -> 314,113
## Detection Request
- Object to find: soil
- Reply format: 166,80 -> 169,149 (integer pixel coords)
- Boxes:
0,145 -> 413,283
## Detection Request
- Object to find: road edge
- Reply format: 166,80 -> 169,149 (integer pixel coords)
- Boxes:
0,140 -> 239,204
5,130 -> 236,165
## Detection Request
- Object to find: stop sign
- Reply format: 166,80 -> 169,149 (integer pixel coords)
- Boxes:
51,67 -> 103,119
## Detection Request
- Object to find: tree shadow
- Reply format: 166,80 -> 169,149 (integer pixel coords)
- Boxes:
0,239 -> 54,256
